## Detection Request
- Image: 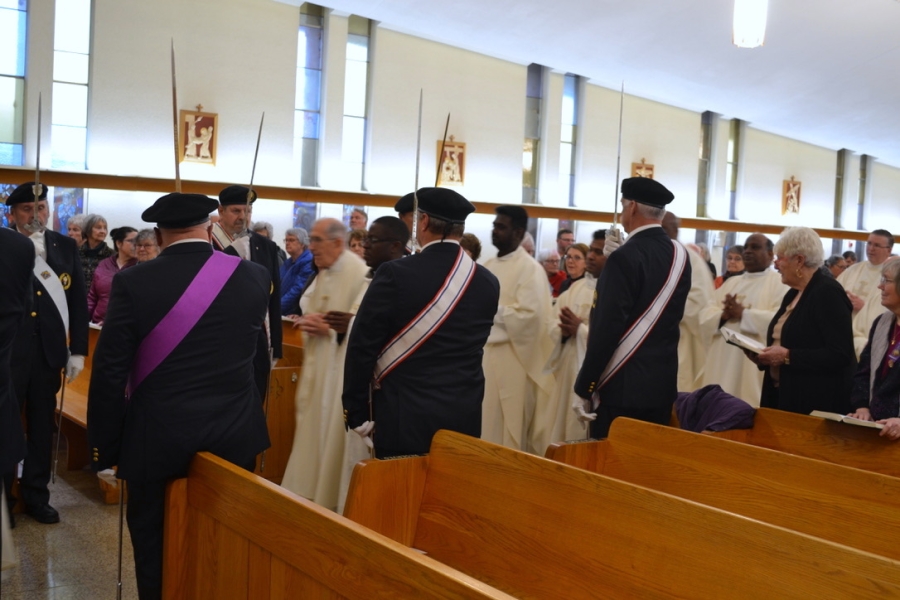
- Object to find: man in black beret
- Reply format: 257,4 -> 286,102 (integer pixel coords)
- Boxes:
4,182 -> 88,525
343,187 -> 499,457
211,185 -> 282,402
574,177 -> 692,438
393,192 -> 417,254
88,192 -> 270,600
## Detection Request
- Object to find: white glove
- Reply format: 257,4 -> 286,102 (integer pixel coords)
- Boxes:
66,354 -> 85,383
354,420 -> 375,450
572,398 -> 597,423
603,226 -> 623,257
97,469 -> 119,487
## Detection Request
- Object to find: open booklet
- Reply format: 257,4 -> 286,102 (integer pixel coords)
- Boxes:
809,410 -> 885,430
720,328 -> 766,354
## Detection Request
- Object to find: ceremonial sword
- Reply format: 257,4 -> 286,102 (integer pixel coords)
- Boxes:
411,90 -> 423,247
612,81 -> 625,228
435,112 -> 450,186
171,39 -> 181,193
245,112 -> 265,234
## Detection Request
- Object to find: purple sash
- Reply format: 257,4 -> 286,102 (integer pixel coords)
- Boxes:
127,252 -> 241,397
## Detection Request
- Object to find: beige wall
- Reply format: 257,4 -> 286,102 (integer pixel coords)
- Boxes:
16,0 -> 899,259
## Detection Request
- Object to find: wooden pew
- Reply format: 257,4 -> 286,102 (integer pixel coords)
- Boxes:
707,407 -> 900,477
163,452 -> 513,600
53,324 -> 100,472
252,342 -> 302,485
345,430 -> 900,599
547,417 -> 900,562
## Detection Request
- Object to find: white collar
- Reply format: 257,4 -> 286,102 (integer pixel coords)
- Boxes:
626,224 -> 663,238
421,239 -> 461,250
168,238 -> 211,247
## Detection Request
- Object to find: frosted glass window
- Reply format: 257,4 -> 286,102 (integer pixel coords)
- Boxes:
53,51 -> 89,84
0,142 -> 23,166
53,0 -> 90,54
295,67 -> 321,111
296,26 -> 322,70
50,124 -> 86,169
343,61 -> 368,117
559,143 -> 573,179
52,82 -> 88,127
294,110 -> 319,139
346,34 -> 368,62
561,77 -> 576,126
342,116 -> 365,163
296,137 -> 317,187
0,75 -> 24,144
0,7 -> 26,77
342,163 -> 363,189
0,1 -> 28,10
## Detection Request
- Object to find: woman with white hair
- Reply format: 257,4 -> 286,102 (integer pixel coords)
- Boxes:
78,213 -> 114,288
749,227 -> 856,415
849,258 -> 900,439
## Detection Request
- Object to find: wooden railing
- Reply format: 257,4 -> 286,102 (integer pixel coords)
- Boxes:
0,166 -> 870,240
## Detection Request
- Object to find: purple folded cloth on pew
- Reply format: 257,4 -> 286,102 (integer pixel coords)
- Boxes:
675,384 -> 756,433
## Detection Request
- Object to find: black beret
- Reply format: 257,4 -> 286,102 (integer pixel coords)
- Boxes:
219,185 -> 257,206
415,187 -> 475,224
621,177 -> 674,208
394,192 -> 415,214
6,182 -> 48,206
142,193 -> 218,229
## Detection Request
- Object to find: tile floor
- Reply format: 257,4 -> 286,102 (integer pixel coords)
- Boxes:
1,444 -> 138,599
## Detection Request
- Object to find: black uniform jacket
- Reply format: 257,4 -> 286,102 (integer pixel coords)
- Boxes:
574,226 -> 691,409
342,242 -> 500,457
761,268 -> 855,415
223,231 -> 283,359
87,242 -> 270,482
12,228 -> 89,369
0,228 -> 34,472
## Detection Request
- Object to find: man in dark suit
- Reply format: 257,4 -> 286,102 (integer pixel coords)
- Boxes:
5,182 -> 89,524
88,193 -> 270,600
210,185 -> 283,401
574,177 -> 691,438
343,188 -> 500,457
0,227 -> 34,528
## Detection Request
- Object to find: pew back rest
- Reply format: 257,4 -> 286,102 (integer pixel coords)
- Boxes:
710,407 -> 900,477
571,418 -> 900,562
163,452 -> 513,600
350,431 -> 900,599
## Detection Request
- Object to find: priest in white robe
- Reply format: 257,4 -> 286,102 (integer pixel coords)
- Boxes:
482,206 -> 556,455
281,218 -> 368,511
662,213 -> 714,392
838,230 -> 895,358
698,234 -> 787,406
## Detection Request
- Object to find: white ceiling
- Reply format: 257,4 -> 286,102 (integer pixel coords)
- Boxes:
277,0 -> 900,168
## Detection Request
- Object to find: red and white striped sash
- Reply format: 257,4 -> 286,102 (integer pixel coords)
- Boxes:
594,240 -> 688,394
373,246 -> 476,386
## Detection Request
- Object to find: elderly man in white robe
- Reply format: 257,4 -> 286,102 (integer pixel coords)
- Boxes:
483,206 -> 556,455
546,231 -> 606,443
698,234 -> 787,406
281,218 -> 368,511
661,212 -> 714,392
838,230 -> 895,358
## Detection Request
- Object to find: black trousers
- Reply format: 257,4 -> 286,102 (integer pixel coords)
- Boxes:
11,334 -> 62,508
589,402 -> 674,439
126,456 -> 257,600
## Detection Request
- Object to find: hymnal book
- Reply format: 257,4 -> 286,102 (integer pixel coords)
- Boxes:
809,410 -> 884,430
721,328 -> 766,354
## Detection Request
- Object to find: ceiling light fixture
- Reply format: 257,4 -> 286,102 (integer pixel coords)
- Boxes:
733,0 -> 769,48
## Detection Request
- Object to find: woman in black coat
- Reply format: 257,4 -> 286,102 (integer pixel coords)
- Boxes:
752,227 -> 856,415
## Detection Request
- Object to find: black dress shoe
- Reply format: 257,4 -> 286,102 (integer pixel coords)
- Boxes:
25,503 -> 60,524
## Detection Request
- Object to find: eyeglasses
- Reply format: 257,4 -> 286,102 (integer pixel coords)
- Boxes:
363,237 -> 398,247
136,243 -> 155,249
309,236 -> 336,244
868,243 -> 892,249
